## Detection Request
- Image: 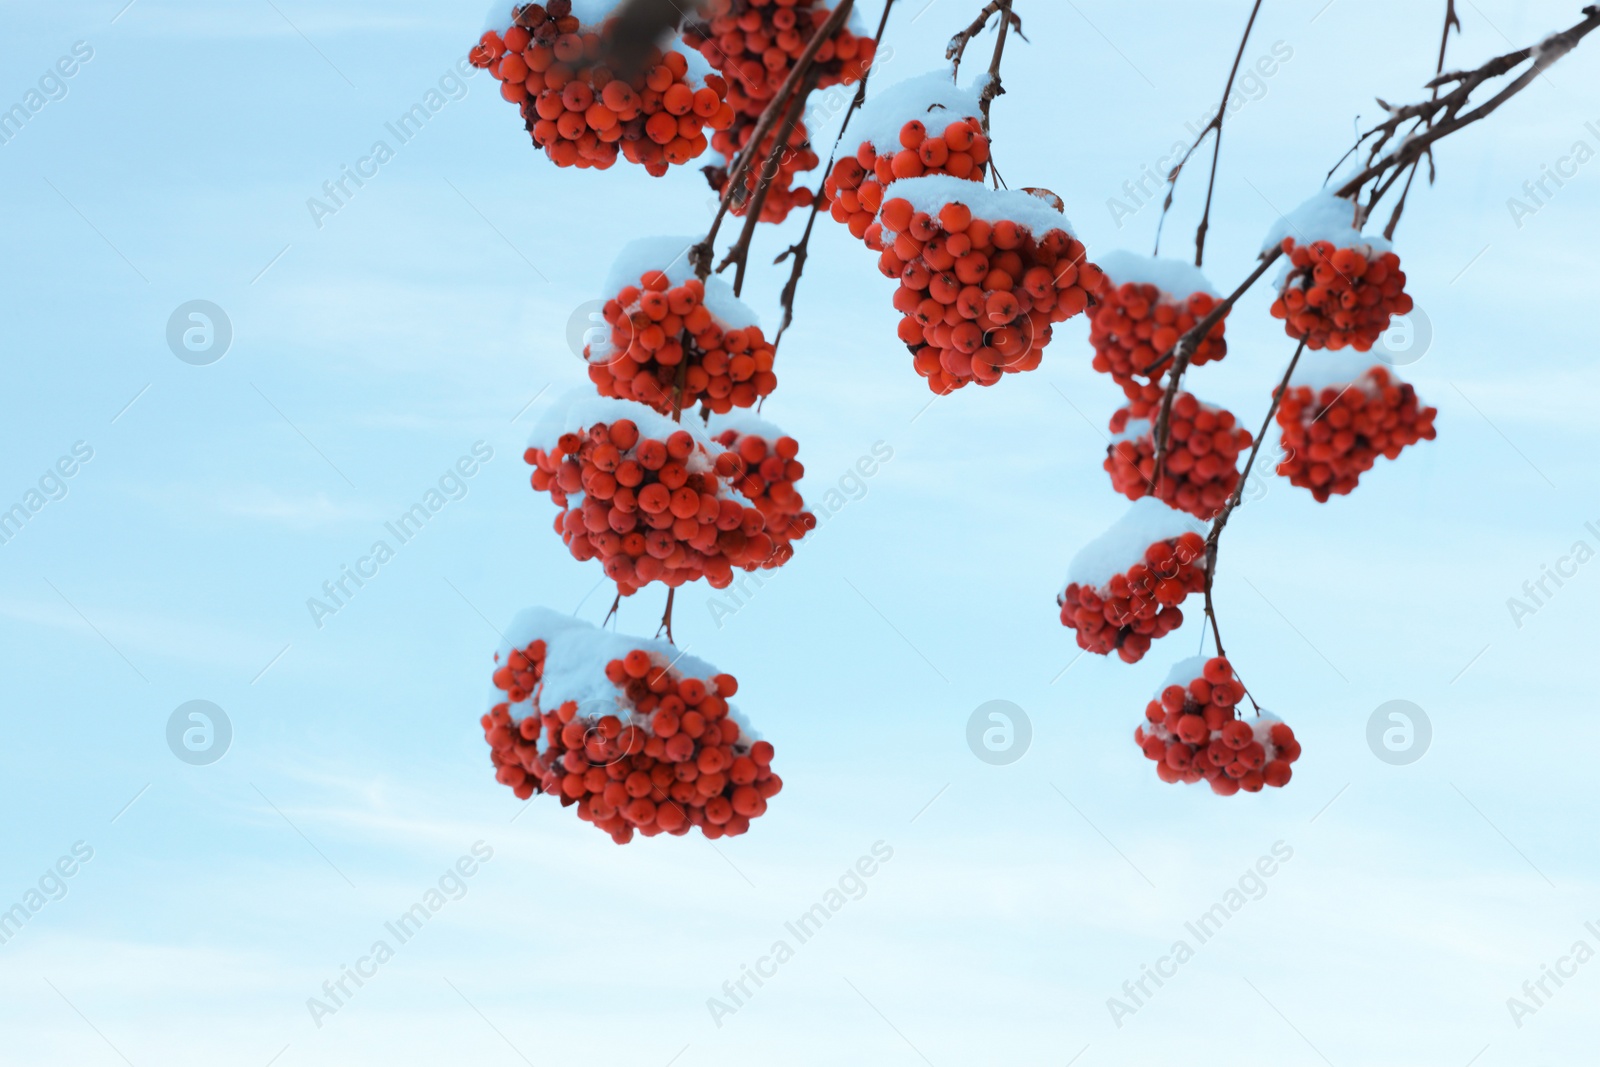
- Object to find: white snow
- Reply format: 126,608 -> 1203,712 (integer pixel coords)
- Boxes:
1110,416 -> 1152,446
493,606 -> 759,740
1065,499 -> 1206,591
1261,188 -> 1392,257
1288,349 -> 1394,393
853,70 -> 986,153
883,174 -> 1077,237
1159,655 -> 1210,693
706,409 -> 788,442
601,234 -> 761,324
1094,250 -> 1219,299
528,390 -> 718,476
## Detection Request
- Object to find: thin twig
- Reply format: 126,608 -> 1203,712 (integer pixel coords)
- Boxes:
657,587 -> 676,643
1383,0 -> 1459,239
1194,0 -> 1262,266
1154,0 -> 1263,262
1198,338 -> 1306,711
718,68 -> 820,296
978,0 -> 1014,135
947,0 -> 1025,81
773,0 -> 899,346
691,0 -> 858,280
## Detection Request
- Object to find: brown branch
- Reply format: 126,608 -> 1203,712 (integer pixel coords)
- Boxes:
773,0 -> 899,347
947,0 -> 1026,81
717,68 -> 820,296
978,0 -> 1014,134
1382,0 -> 1460,240
1196,338 -> 1305,712
656,587 -> 676,643
1190,0 -> 1260,267
1153,0 -> 1262,262
1147,246 -> 1283,472
691,0 -> 857,280
1334,6 -> 1600,207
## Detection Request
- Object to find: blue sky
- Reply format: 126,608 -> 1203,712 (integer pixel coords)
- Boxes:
2,0 -> 1599,1063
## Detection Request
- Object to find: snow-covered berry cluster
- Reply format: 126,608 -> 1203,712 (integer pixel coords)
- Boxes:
472,2 -> 733,173
1104,392 -> 1251,520
485,610 -> 781,843
1059,500 -> 1208,664
586,252 -> 778,416
1135,656 -> 1301,795
1270,237 -> 1412,351
1275,355 -> 1437,501
525,396 -> 781,595
877,176 -> 1100,393
685,0 -> 875,223
1089,251 -> 1228,401
823,73 -> 991,246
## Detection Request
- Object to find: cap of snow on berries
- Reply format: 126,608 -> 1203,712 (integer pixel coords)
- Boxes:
586,236 -> 777,415
483,607 -> 779,842
1264,190 -> 1412,352
1059,500 -> 1208,663
1135,656 -> 1300,795
525,392 -> 785,594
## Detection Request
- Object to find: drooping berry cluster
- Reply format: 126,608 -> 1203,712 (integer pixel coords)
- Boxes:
825,83 -> 992,249
1059,501 -> 1208,664
587,270 -> 778,415
685,0 -> 875,223
1276,361 -> 1437,501
710,419 -> 816,566
703,118 -> 820,223
472,2 -> 734,174
1104,392 -> 1251,520
1135,656 -> 1301,795
1269,237 -> 1413,352
484,611 -> 781,843
526,401 -> 778,594
1089,253 -> 1228,402
877,177 -> 1099,393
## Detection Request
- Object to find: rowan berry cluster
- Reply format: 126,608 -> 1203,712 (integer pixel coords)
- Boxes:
825,116 -> 991,246
1269,237 -> 1413,351
525,407 -> 777,594
586,271 -> 778,415
472,2 -> 734,174
685,0 -> 874,222
484,619 -> 781,843
1134,657 -> 1301,795
1276,363 -> 1438,501
710,422 -> 816,565
704,118 -> 820,223
877,178 -> 1100,393
683,0 -> 876,113
1090,276 -> 1228,401
1060,528 -> 1208,664
1104,393 -> 1251,520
